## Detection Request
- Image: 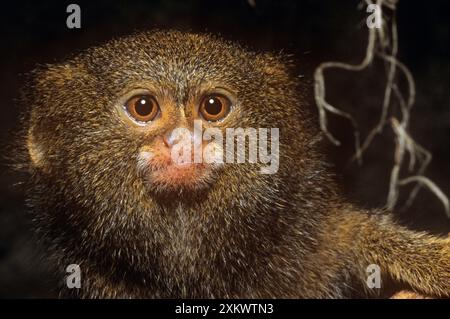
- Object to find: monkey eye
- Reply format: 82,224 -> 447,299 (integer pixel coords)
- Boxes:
199,94 -> 231,122
124,94 -> 159,123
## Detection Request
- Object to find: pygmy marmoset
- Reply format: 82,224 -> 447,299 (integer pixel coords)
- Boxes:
20,30 -> 449,298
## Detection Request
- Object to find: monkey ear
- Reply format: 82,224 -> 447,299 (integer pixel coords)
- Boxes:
27,128 -> 47,171
25,62 -> 84,171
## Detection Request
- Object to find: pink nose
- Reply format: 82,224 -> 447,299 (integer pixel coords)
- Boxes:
163,129 -> 189,148
163,128 -> 203,148
161,128 -> 206,166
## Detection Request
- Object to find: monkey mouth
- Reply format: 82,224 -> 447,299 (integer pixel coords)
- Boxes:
137,150 -> 218,191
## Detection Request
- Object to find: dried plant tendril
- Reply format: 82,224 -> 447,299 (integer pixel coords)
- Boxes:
314,0 -> 449,217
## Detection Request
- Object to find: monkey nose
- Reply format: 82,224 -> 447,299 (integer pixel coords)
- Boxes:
163,127 -> 201,149
163,130 -> 182,148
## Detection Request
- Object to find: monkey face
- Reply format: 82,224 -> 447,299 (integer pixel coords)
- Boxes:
26,30 -> 310,214
117,86 -> 235,192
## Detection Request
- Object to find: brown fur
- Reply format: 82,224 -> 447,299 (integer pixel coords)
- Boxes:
19,30 -> 449,298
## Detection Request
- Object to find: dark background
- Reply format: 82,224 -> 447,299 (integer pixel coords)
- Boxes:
0,0 -> 449,298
